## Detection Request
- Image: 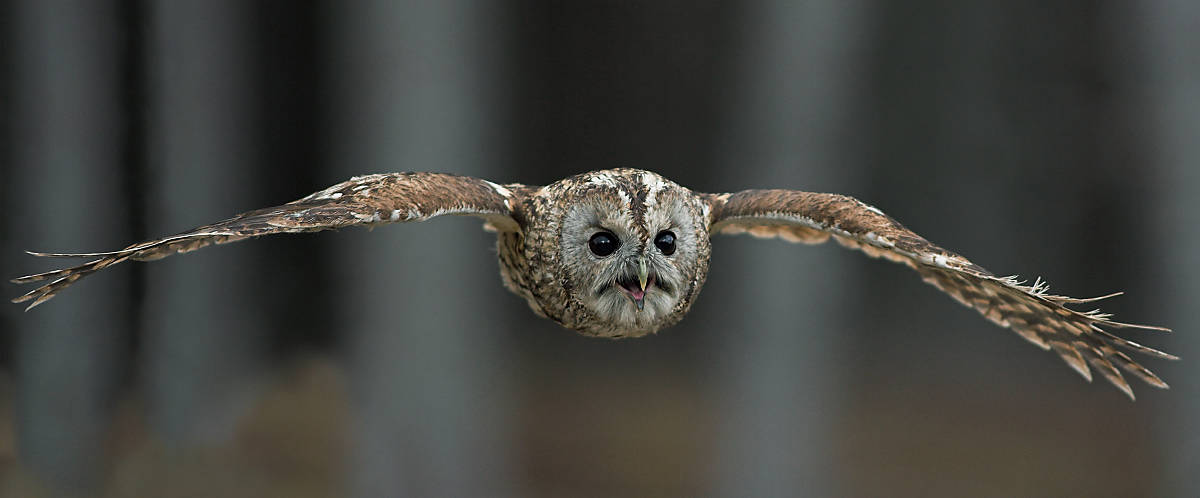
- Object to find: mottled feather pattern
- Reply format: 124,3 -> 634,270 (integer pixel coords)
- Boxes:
12,169 -> 1173,399
12,172 -> 518,310
501,169 -> 711,338
707,189 -> 1174,399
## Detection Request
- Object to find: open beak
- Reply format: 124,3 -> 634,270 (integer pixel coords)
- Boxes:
618,255 -> 653,312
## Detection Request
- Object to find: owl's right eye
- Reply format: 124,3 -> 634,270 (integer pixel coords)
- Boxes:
588,231 -> 619,257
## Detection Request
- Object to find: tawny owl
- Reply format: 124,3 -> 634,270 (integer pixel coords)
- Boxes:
11,169 -> 1175,399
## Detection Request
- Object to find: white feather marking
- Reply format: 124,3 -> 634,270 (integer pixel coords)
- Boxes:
390,209 -> 402,221
484,180 -> 513,198
353,211 -> 382,223
758,212 -> 825,231
640,173 -> 665,189
864,231 -> 895,247
929,254 -> 950,268
588,173 -> 618,188
616,190 -> 631,205
862,203 -> 885,216
306,185 -> 344,201
352,184 -> 372,192
640,173 -> 666,206
428,206 -> 455,218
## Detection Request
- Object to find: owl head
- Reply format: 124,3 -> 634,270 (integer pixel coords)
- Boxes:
554,170 -> 712,337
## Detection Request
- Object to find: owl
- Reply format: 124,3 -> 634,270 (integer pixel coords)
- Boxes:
12,168 -> 1175,399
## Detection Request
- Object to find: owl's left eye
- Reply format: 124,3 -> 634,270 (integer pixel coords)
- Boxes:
654,230 -> 676,255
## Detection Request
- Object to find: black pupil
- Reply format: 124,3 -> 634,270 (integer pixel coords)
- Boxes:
589,232 -> 618,256
655,231 -> 676,255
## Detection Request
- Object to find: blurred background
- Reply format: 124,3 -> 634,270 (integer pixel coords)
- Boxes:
2,1 -> 1198,496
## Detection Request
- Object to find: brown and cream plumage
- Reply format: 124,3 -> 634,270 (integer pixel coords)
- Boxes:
11,168 -> 1175,399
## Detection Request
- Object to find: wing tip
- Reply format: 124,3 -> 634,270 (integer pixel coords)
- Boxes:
25,249 -> 128,258
11,271 -> 55,284
11,290 -> 52,311
22,298 -> 47,312
1142,375 -> 1170,390
1109,321 -> 1173,333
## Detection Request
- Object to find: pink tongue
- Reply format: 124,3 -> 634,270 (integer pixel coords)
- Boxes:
622,283 -> 645,300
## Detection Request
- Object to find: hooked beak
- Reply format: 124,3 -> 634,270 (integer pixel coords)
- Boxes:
617,255 -> 653,312
637,255 -> 649,293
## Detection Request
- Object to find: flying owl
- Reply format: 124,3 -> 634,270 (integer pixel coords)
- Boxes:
11,169 -> 1175,399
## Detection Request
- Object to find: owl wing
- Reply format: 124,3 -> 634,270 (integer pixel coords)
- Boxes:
705,189 -> 1175,399
12,172 -> 529,311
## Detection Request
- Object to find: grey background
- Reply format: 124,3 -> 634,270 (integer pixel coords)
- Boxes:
2,1 -> 1197,497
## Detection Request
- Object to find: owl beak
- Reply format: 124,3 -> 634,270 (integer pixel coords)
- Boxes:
633,256 -> 651,312
637,255 -> 649,293
614,256 -> 653,312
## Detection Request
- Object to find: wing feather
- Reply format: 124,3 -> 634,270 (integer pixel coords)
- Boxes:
706,189 -> 1175,399
12,172 -> 528,310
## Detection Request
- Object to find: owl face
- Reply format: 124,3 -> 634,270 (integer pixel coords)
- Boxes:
555,171 -> 710,337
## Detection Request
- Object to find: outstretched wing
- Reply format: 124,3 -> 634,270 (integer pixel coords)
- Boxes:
12,172 -> 527,311
705,189 -> 1176,400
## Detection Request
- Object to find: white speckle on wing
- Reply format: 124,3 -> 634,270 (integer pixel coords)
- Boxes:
407,208 -> 421,220
928,253 -> 950,268
354,211 -> 382,223
484,180 -> 513,198
757,212 -> 824,231
865,231 -> 894,247
307,185 -> 344,201
390,209 -> 402,221
352,184 -> 372,192
862,203 -> 885,216
349,173 -> 386,182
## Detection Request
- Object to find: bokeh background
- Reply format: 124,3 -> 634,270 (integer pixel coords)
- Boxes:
2,1 -> 1198,497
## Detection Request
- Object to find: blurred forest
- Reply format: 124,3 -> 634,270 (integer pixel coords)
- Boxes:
2,1 -> 1198,497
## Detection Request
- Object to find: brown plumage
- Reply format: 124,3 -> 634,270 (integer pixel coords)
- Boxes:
11,168 -> 1175,399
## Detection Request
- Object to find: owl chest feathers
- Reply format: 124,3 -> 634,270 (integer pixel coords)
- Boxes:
495,216 -> 589,335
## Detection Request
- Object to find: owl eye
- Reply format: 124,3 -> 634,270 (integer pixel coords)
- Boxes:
654,230 -> 676,255
588,231 -> 619,257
